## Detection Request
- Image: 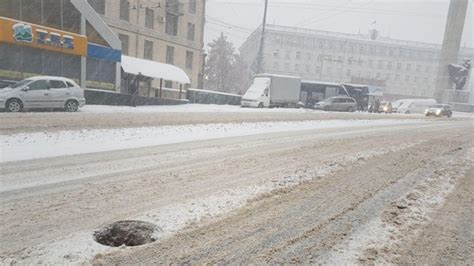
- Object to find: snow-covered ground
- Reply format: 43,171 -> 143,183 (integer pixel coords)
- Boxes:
79,104 -> 474,118
80,104 -> 311,113
0,119 -> 424,163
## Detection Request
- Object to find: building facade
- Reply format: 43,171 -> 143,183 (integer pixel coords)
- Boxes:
240,24 -> 474,101
0,0 -> 122,91
88,0 -> 206,97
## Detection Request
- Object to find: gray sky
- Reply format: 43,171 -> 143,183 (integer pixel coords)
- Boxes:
204,0 -> 474,51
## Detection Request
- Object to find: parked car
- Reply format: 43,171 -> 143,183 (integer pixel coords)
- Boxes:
0,79 -> 17,89
0,76 -> 86,112
314,96 -> 357,112
425,104 -> 453,117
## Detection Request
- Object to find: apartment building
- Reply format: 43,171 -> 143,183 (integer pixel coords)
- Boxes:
240,24 -> 474,101
88,0 -> 206,97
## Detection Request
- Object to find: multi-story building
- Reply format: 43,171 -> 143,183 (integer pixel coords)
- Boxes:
88,0 -> 206,98
0,0 -> 122,91
240,24 -> 474,101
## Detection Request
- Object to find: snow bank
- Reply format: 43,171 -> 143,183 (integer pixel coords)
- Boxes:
0,119 -> 423,163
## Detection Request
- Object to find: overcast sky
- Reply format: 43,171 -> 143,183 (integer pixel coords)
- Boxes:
204,0 -> 474,51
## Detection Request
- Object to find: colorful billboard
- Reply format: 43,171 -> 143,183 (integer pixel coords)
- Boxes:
0,16 -> 87,56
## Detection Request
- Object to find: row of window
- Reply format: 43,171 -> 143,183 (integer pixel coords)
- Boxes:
273,52 -> 434,73
87,0 -> 196,39
272,62 -> 435,84
118,34 -> 194,68
269,33 -> 437,61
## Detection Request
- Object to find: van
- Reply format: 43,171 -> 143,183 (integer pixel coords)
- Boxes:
397,99 -> 437,114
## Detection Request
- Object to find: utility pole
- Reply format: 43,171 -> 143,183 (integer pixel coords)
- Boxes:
256,0 -> 269,74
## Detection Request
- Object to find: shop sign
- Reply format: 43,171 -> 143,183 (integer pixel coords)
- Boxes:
0,16 -> 87,56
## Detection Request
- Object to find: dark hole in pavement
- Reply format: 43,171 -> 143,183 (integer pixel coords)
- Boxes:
94,220 -> 161,247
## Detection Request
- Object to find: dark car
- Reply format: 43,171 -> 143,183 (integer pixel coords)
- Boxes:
0,79 -> 17,89
425,104 -> 452,118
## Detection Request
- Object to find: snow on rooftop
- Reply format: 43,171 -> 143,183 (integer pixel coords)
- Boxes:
121,55 -> 191,84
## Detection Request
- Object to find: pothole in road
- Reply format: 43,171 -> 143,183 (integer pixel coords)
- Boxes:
94,220 -> 162,247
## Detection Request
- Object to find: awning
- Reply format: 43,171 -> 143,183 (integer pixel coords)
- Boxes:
121,55 -> 190,84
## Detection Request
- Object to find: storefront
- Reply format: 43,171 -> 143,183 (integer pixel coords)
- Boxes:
0,0 -> 121,91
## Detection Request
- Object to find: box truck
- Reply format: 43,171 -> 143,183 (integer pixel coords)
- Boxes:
241,74 -> 301,108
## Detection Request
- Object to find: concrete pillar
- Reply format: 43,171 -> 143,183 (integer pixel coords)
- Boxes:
434,0 -> 469,103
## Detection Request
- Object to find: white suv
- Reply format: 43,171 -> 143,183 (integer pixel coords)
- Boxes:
0,76 -> 86,112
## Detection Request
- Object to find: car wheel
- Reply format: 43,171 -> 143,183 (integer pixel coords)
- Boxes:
6,99 -> 23,112
348,107 -> 354,112
447,113 -> 452,118
324,106 -> 330,111
65,100 -> 79,112
257,102 -> 264,108
405,111 -> 410,114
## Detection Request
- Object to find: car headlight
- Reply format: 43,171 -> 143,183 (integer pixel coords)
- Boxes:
425,109 -> 429,114
436,110 -> 442,115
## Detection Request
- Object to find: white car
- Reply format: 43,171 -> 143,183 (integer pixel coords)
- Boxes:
0,76 -> 86,112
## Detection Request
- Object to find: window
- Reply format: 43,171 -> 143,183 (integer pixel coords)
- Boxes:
405,75 -> 410,82
397,62 -> 401,70
165,80 -> 172,88
425,66 -> 431,73
296,51 -> 301,60
274,62 -> 279,70
306,65 -> 310,73
274,50 -> 280,58
49,80 -> 66,89
29,80 -> 49,90
165,13 -> 178,36
368,60 -> 373,68
306,53 -> 312,60
359,45 -> 365,54
414,76 -> 419,83
406,64 -> 411,71
387,61 -> 392,70
66,82 -> 75,87
295,64 -> 300,71
378,60 -> 383,68
416,65 -> 421,72
187,23 -> 195,41
120,0 -> 129,21
284,63 -> 289,71
385,74 -> 390,80
326,66 -> 332,74
186,51 -> 193,69
376,72 -> 381,79
88,0 -> 105,15
395,74 -> 400,81
189,0 -> 196,13
118,34 -> 129,55
145,8 -> 154,29
285,51 -> 290,60
389,49 -> 394,57
166,46 -> 175,64
346,69 -> 351,77
316,66 -> 321,73
144,40 -> 154,60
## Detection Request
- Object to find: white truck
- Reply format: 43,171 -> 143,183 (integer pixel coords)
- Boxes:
241,74 -> 301,108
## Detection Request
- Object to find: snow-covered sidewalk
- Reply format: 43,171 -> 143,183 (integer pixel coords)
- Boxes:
0,119 -> 424,163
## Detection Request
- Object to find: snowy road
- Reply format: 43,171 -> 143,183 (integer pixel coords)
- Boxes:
0,108 -> 473,264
